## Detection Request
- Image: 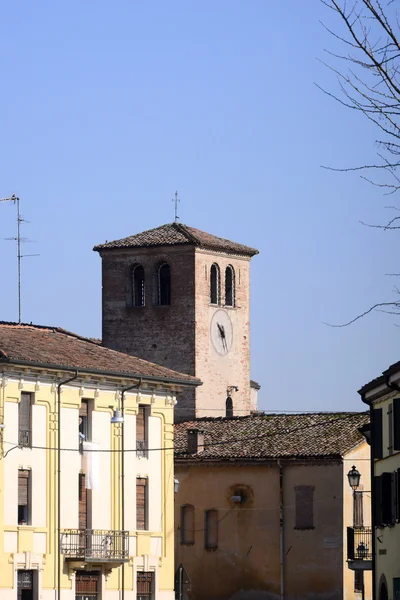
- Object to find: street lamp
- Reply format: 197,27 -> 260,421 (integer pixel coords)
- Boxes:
347,465 -> 361,491
174,478 -> 180,494
347,465 -> 365,600
111,409 -> 124,424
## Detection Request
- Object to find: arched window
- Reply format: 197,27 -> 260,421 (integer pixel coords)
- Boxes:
180,504 -> 195,545
225,397 -> 233,418
133,265 -> 145,307
158,263 -> 171,306
225,266 -> 235,307
204,509 -> 218,549
210,264 -> 220,305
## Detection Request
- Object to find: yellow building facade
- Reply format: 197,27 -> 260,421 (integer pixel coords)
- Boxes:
0,322 -> 199,600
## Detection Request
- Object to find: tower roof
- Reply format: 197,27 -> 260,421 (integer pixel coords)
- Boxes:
93,222 -> 259,257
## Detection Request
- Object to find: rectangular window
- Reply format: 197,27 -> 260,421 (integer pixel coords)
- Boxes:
180,504 -> 195,545
136,478 -> 148,531
388,403 -> 393,455
19,392 -> 32,448
136,406 -> 148,458
382,472 -> 395,525
295,485 -> 314,530
76,571 -> 100,600
354,570 -> 363,593
372,408 -> 383,459
79,400 -> 92,441
204,509 -> 218,549
354,491 -> 364,528
394,398 -> 400,451
137,572 -> 154,600
18,470 -> 31,525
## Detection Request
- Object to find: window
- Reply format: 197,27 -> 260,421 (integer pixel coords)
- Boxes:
205,509 -> 218,549
375,472 -> 396,526
133,265 -> 145,307
354,570 -> 363,594
225,397 -> 233,418
388,403 -> 393,455
19,392 -> 32,448
354,491 -> 364,527
180,504 -> 194,545
372,407 -> 383,459
210,264 -> 220,305
136,478 -> 148,530
136,406 -> 148,458
18,470 -> 31,525
137,572 -> 154,600
79,400 -> 92,452
225,266 -> 235,306
158,263 -> 171,306
294,485 -> 314,530
76,571 -> 100,600
393,398 -> 400,452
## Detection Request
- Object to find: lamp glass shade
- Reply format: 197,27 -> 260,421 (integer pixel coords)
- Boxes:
111,409 -> 124,424
174,478 -> 180,494
347,465 -> 361,490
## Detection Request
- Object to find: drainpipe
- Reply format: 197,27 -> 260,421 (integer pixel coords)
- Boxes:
278,460 -> 284,600
58,371 -> 79,600
120,379 -> 142,600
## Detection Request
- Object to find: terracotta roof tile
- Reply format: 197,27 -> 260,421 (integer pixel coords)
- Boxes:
174,412 -> 369,460
93,222 -> 258,257
0,322 -> 200,384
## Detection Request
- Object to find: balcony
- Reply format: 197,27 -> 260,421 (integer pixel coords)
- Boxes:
61,529 -> 129,563
347,527 -> 372,571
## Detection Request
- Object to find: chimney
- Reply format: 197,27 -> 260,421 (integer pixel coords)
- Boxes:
187,429 -> 204,454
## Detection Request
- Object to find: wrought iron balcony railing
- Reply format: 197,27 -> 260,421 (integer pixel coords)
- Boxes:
61,529 -> 129,562
347,526 -> 373,561
136,439 -> 148,459
18,429 -> 31,448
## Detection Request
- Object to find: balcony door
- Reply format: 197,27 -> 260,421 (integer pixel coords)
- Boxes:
17,570 -> 36,600
75,571 -> 100,600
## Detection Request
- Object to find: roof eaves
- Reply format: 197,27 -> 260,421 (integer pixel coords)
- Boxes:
0,357 -> 201,387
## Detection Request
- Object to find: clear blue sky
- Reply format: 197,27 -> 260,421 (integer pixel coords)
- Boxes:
0,1 -> 397,413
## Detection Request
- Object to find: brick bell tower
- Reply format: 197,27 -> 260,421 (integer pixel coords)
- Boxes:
94,222 -> 258,422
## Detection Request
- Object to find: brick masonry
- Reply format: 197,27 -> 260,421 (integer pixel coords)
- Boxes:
99,242 -> 254,422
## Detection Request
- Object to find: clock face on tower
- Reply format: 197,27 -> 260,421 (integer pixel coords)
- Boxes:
210,309 -> 233,356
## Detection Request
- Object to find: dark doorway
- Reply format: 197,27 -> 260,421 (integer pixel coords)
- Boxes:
17,570 -> 34,600
380,580 -> 389,600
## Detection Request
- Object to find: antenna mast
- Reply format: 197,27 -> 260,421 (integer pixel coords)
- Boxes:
172,191 -> 180,222
0,194 -> 38,323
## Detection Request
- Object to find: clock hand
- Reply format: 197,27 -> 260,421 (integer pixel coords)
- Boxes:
217,323 -> 228,352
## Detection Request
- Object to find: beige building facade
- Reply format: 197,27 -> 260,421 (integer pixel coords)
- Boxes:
174,413 -> 372,600
0,322 -> 199,600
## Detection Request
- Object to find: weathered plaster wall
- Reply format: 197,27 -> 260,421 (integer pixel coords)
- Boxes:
175,460 -> 348,600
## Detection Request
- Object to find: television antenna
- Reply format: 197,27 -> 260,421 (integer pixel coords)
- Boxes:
0,194 -> 39,323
